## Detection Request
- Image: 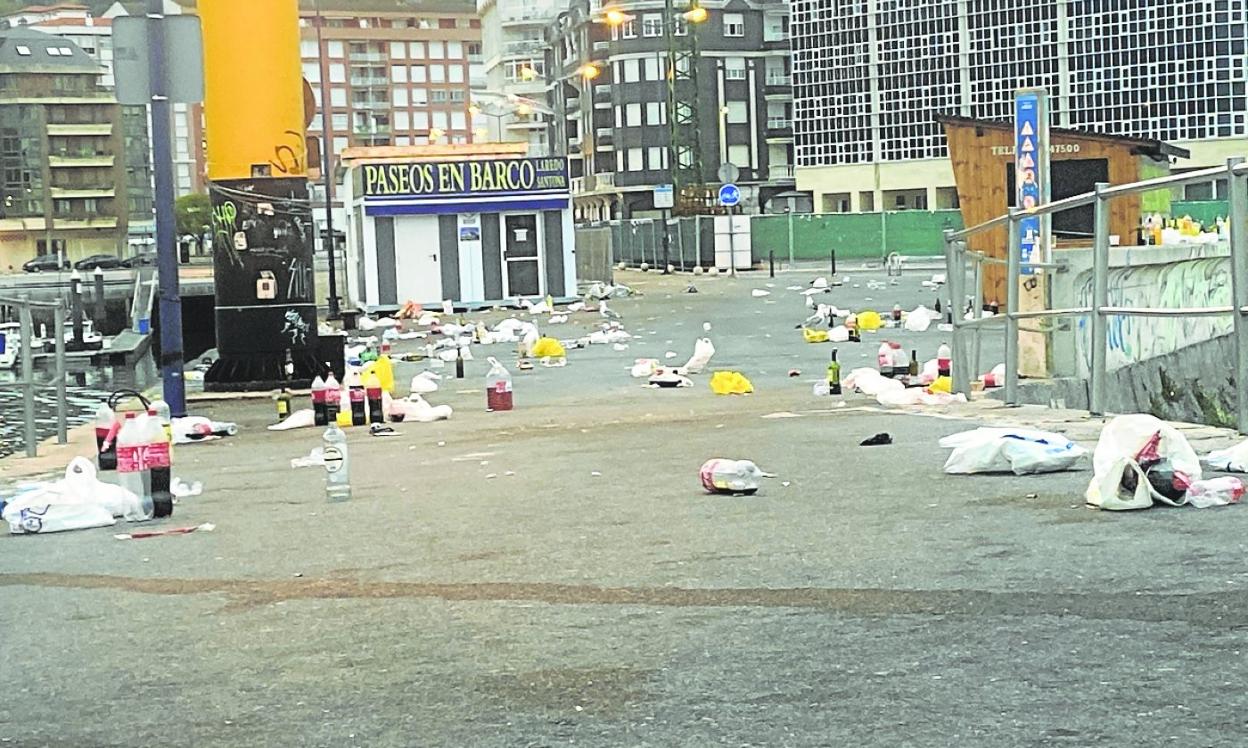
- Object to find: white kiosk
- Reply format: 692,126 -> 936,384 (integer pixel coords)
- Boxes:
343,145 -> 576,310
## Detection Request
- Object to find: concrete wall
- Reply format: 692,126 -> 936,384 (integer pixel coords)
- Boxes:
994,333 -> 1239,429
1049,243 -> 1232,378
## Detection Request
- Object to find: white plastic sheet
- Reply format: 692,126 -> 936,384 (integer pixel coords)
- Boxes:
940,428 -> 1088,475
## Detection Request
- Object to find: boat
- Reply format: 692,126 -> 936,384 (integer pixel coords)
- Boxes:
0,322 -> 17,369
41,319 -> 104,353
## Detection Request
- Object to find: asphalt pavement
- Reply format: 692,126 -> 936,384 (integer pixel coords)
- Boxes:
2,269 -> 1247,747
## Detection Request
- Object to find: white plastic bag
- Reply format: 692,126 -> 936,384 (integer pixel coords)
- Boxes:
2,457 -> 144,534
1202,440 -> 1248,473
683,338 -> 715,374
1187,477 -> 1246,509
903,306 -> 937,332
1085,414 -> 1202,511
941,428 -> 1088,475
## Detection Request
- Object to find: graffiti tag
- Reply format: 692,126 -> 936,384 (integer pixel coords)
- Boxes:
281,308 -> 309,346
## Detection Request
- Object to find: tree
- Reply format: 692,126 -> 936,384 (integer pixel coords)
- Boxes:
175,193 -> 211,250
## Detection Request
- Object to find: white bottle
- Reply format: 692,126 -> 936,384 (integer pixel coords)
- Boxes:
116,413 -> 153,519
323,422 -> 351,502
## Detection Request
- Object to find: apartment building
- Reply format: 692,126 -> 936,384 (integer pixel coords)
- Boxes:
477,0 -> 565,150
0,27 -> 152,269
792,0 -> 1248,214
547,0 -> 794,221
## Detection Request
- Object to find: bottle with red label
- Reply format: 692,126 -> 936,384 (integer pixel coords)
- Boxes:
116,412 -> 153,519
311,373 -> 328,426
95,401 -> 116,471
364,370 -> 384,424
937,342 -> 952,377
485,357 -> 513,412
145,409 -> 173,518
347,370 -> 366,426
324,369 -> 341,425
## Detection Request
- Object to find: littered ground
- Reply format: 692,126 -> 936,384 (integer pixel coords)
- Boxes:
4,269 -> 1248,747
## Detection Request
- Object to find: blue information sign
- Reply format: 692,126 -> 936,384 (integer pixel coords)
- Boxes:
1015,91 -> 1046,276
718,183 -> 741,208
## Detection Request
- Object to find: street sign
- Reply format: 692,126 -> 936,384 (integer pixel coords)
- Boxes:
717,163 -> 740,184
1015,89 -> 1049,276
654,184 -> 674,210
113,15 -> 205,105
718,183 -> 741,208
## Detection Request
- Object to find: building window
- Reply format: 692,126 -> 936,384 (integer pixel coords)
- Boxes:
395,111 -> 410,130
642,14 -> 663,37
432,111 -> 448,128
673,17 -> 687,36
429,41 -> 444,59
411,66 -> 426,83
620,19 -> 636,39
643,55 -> 661,81
431,90 -> 448,103
429,65 -> 445,83
330,88 -> 346,107
390,41 -> 406,60
392,66 -> 408,83
648,146 -> 666,170
614,105 -> 622,128
393,89 -> 408,106
723,13 -> 745,37
412,88 -> 429,105
727,144 -> 750,167
450,90 -> 465,102
409,42 -> 424,59
646,101 -> 665,125
328,63 -> 345,83
327,41 -> 343,58
300,40 -> 317,58
626,103 -> 641,127
623,59 -> 639,83
332,113 -> 348,130
616,149 -> 624,172
725,100 -> 749,124
413,111 -> 429,128
15,45 -> 30,56
725,57 -> 746,81
448,65 -> 464,84
302,62 -> 320,83
451,111 -> 466,129
627,147 -> 643,171
447,41 -> 462,58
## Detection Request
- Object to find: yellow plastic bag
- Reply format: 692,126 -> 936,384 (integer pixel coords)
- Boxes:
857,310 -> 883,331
928,375 -> 952,394
362,355 -> 395,393
530,337 -> 566,358
709,371 -> 754,395
802,327 -> 829,344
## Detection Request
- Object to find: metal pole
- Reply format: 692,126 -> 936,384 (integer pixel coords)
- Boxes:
1227,158 -> 1248,433
787,210 -> 794,266
1004,209 -> 1021,406
971,251 -> 983,376
769,250 -> 774,278
147,0 -> 186,417
18,299 -> 35,458
70,269 -> 83,349
53,302 -> 67,445
830,248 -> 836,277
1089,182 -> 1111,416
93,265 -> 106,323
316,0 -> 342,320
944,231 -> 967,396
661,208 -> 671,273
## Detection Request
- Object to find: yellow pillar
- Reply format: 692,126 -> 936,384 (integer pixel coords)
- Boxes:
199,0 -> 307,181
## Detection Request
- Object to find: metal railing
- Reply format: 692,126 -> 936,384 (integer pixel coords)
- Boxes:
942,158 -> 1248,432
0,294 -> 68,457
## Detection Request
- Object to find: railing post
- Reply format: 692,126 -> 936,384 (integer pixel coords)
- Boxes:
1228,157 -> 1248,434
53,300 -> 67,444
1089,182 -> 1112,416
1005,209 -> 1021,406
946,230 -> 970,396
971,251 -> 983,376
18,297 -> 35,458
787,210 -> 795,266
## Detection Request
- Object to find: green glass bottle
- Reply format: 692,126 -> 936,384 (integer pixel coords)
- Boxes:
827,349 -> 842,395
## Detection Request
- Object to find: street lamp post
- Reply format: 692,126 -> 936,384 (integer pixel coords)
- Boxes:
315,0 -> 342,320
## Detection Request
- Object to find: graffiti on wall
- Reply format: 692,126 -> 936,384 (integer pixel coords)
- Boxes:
269,130 -> 306,177
1075,256 -> 1233,376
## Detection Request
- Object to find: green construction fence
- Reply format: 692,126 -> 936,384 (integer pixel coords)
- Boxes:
750,209 -> 965,262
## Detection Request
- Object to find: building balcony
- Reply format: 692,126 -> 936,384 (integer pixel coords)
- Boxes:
595,127 -> 613,147
763,29 -> 790,48
571,175 -> 585,194
48,154 -> 114,168
503,39 -> 543,55
50,187 -> 115,199
764,73 -> 791,93
349,76 -> 388,87
768,164 -> 795,181
348,52 -> 386,63
593,172 -> 615,189
46,123 -> 111,137
765,118 -> 793,139
54,216 -> 119,229
352,100 -> 391,110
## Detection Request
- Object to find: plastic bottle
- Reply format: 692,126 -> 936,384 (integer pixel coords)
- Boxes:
699,458 -> 773,495
826,349 -> 841,395
364,370 -> 384,424
311,373 -> 328,426
323,368 -> 340,425
322,422 -> 351,502
937,342 -> 952,377
149,398 -> 172,453
892,303 -> 902,322
374,344 -> 395,392
485,357 -> 513,412
145,409 -> 173,518
95,401 -> 117,471
347,370 -> 366,426
889,341 -> 906,377
116,413 -> 153,519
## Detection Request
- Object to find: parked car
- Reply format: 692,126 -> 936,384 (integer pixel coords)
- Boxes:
21,254 -> 71,273
120,252 -> 156,269
73,254 -> 125,271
